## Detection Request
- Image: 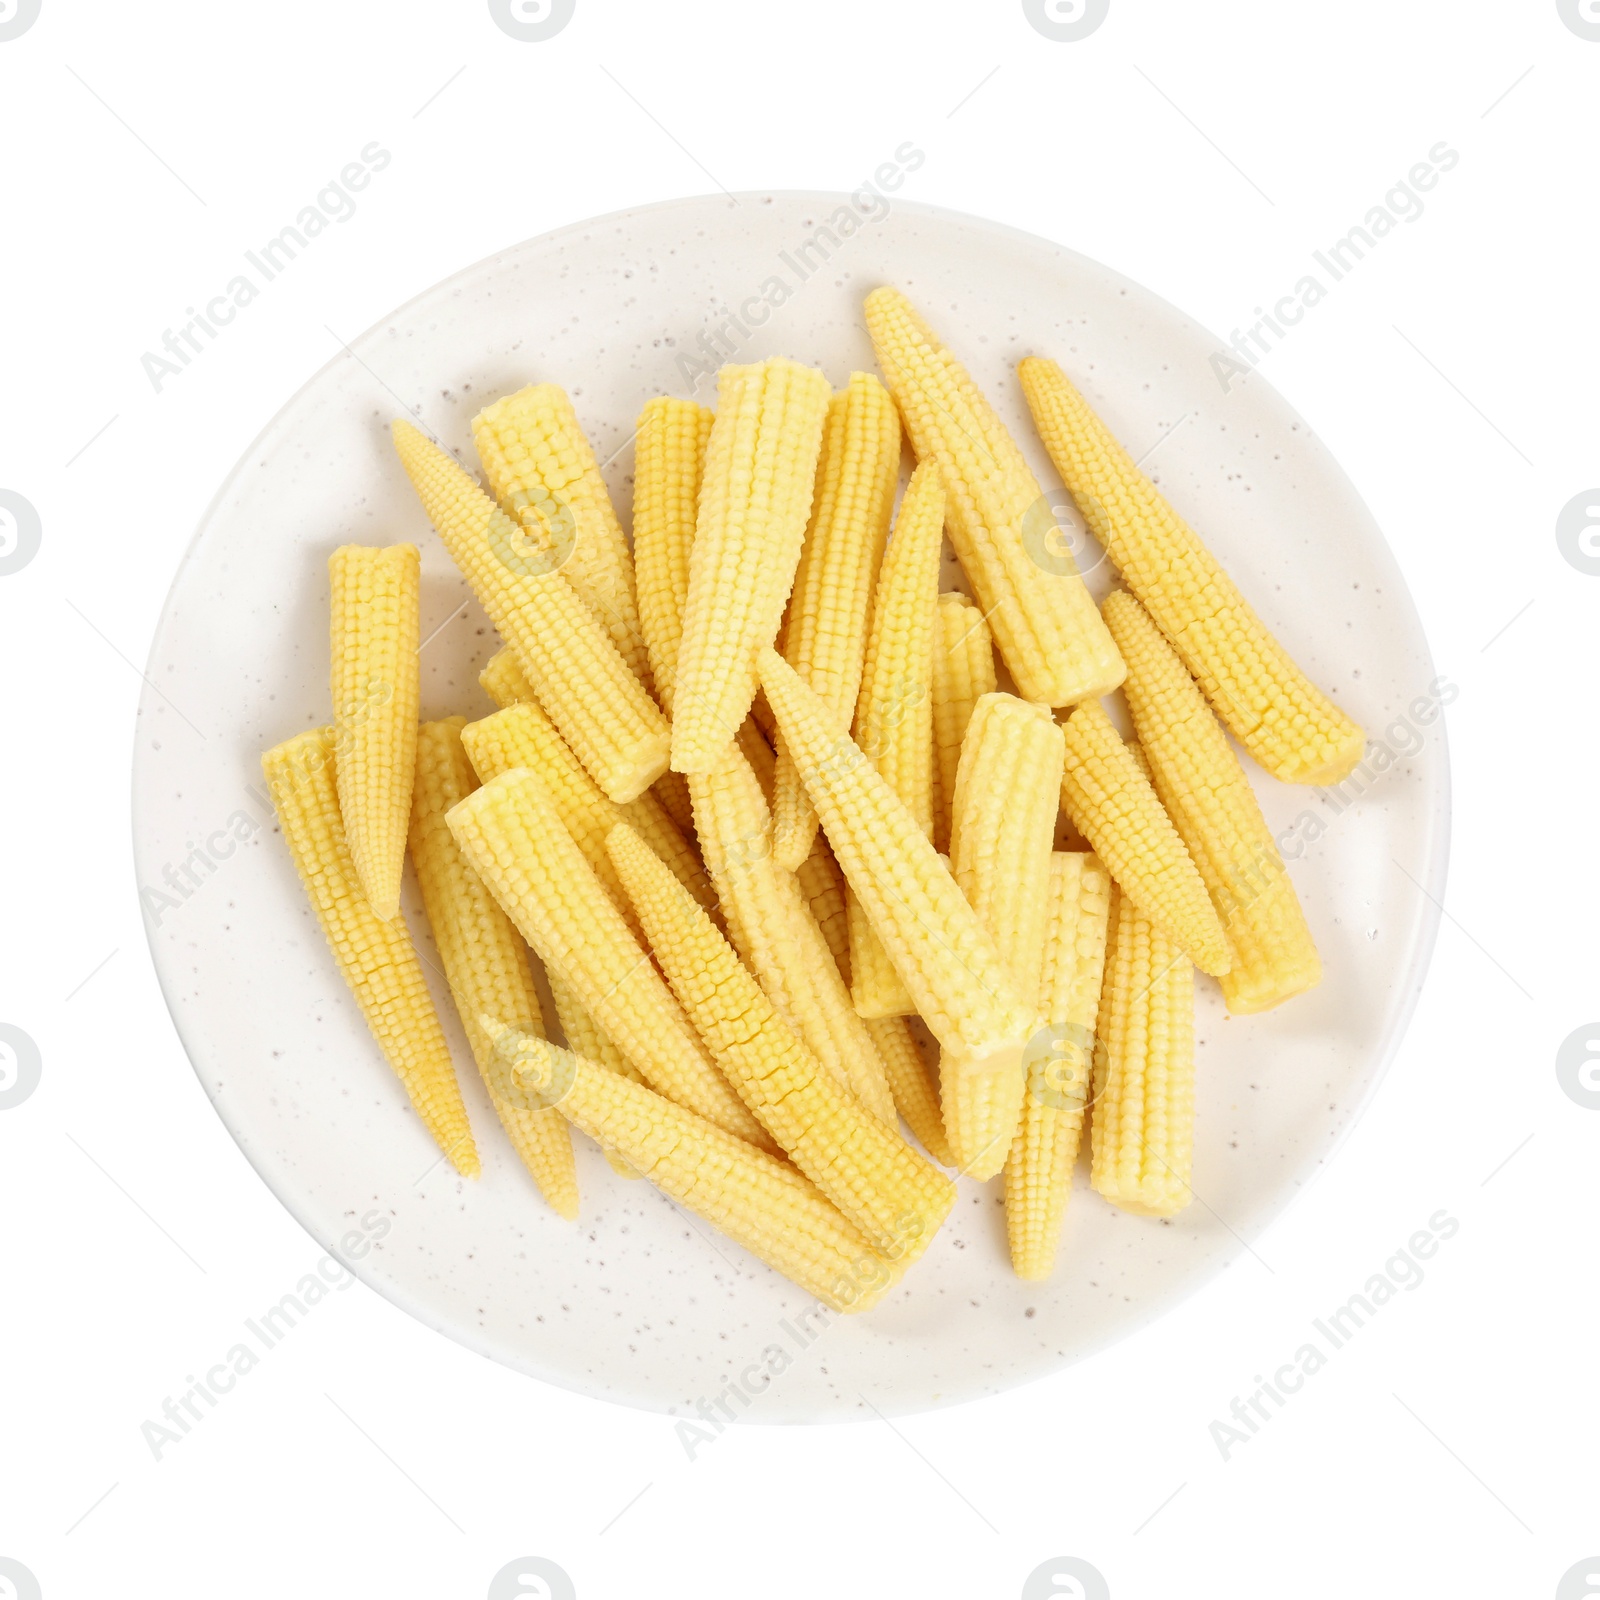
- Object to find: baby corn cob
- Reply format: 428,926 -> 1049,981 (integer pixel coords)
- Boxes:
608,825 -> 955,1259
759,649 -> 1037,1074
446,768 -> 768,1147
930,592 -> 997,854
1091,876 -> 1196,1218
863,288 -> 1124,706
633,397 -> 714,715
329,544 -> 420,921
795,835 -> 851,977
472,384 -> 650,687
1104,591 -> 1321,1012
867,1015 -> 954,1168
489,1025 -> 907,1311
544,970 -> 644,1179
848,462 -> 945,1016
262,728 -> 477,1176
408,719 -> 577,1215
791,836 -> 950,1164
479,645 -> 536,710
944,695 -> 1065,1179
391,421 -> 669,804
460,701 -> 715,918
770,374 -> 902,870
689,746 -> 897,1125
1018,356 -> 1363,785
1058,699 -> 1232,978
1004,853 -> 1112,1279
671,358 -> 831,773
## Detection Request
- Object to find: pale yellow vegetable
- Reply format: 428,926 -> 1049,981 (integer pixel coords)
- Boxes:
1090,872 -> 1195,1219
758,649 -> 1036,1075
1019,355 -> 1363,784
864,287 -> 1124,706
689,745 -> 897,1125
943,694 -> 1064,1179
472,383 -> 650,687
929,592 -> 996,854
770,374 -> 901,870
409,718 -> 576,1214
329,543 -> 420,920
262,728 -> 477,1176
1104,591 -> 1321,1011
391,421 -> 668,804
488,1023 -> 906,1313
1004,852 -> 1112,1278
445,767 -> 768,1147
608,823 -> 954,1259
1058,698 -> 1231,978
672,358 -> 831,773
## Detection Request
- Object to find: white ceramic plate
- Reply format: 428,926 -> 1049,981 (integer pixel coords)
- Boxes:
133,193 -> 1449,1420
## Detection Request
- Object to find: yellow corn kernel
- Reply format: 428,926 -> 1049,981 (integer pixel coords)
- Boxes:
262,728 -> 477,1176
867,1015 -> 954,1168
770,375 -> 902,870
689,746 -> 897,1125
863,288 -> 1124,706
391,421 -> 668,804
488,1024 -> 908,1313
608,824 -> 954,1259
545,970 -> 644,1179
736,717 -> 777,798
845,889 -> 912,1020
479,645 -> 536,710
1058,699 -> 1231,977
845,461 -> 946,1017
794,835 -> 851,978
652,769 -> 696,834
459,701 -> 715,919
758,649 -> 1037,1074
671,358 -> 831,773
1090,879 -> 1195,1218
930,592 -> 997,854
445,768 -> 768,1147
1104,591 -> 1321,1012
1004,852 -> 1112,1279
472,383 -> 651,687
328,544 -> 420,920
408,719 -> 577,1215
1018,356 -> 1364,785
943,694 -> 1065,1179
633,396 -> 715,716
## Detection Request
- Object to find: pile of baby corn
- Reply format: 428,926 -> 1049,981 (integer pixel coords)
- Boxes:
262,287 -> 1364,1310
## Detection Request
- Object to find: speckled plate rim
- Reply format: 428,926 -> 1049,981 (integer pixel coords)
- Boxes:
133,191 -> 1451,1421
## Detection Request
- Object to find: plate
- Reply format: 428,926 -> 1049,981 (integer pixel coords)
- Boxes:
133,193 -> 1449,1420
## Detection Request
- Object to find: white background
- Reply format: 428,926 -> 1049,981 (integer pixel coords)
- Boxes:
1,2 -> 1593,1596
